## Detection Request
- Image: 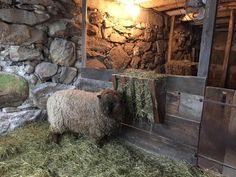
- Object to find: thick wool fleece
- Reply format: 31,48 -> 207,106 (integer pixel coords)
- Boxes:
47,90 -> 121,140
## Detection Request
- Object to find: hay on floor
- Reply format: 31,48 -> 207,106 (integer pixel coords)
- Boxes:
0,121 -> 220,177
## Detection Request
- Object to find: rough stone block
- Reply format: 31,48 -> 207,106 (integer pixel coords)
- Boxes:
0,72 -> 29,108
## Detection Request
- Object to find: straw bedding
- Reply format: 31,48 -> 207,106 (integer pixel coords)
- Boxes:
0,121 -> 221,177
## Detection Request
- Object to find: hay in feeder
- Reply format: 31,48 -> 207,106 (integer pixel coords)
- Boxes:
115,76 -> 155,123
133,79 -> 154,122
114,69 -> 166,123
121,69 -> 166,79
0,121 -> 220,177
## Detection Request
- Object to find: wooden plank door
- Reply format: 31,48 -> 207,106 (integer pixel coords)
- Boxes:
198,87 -> 236,177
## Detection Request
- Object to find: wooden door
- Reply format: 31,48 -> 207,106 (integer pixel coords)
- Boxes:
198,87 -> 236,177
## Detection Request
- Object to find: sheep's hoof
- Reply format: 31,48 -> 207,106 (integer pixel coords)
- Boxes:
70,132 -> 82,140
97,136 -> 108,148
51,133 -> 61,144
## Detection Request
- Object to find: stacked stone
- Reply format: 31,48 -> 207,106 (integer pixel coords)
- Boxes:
0,0 -> 168,134
85,7 -> 167,72
0,0 -> 80,133
0,0 -> 81,86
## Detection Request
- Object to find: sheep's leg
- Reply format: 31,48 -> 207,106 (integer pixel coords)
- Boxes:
97,130 -> 120,147
71,132 -> 83,140
51,132 -> 62,144
97,135 -> 108,148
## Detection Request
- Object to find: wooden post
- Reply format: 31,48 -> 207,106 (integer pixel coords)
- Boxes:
81,0 -> 87,67
197,0 -> 219,77
220,10 -> 235,87
167,16 -> 175,62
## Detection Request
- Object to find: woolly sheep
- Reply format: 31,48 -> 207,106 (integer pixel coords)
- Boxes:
47,89 -> 124,144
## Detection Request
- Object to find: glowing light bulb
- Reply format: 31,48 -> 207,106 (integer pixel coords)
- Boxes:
105,0 -> 143,19
124,1 -> 140,17
135,0 -> 147,3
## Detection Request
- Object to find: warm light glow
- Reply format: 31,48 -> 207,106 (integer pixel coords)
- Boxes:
114,0 -> 143,19
124,1 -> 140,17
134,0 -> 147,3
181,13 -> 194,21
102,0 -> 148,19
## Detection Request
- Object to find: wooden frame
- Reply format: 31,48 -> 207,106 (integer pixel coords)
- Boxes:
81,0 -> 87,67
167,16 -> 175,62
197,0 -> 219,78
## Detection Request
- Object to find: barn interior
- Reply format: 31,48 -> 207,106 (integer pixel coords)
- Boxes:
0,0 -> 235,176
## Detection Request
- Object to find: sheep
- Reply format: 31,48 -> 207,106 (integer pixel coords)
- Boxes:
47,89 -> 124,145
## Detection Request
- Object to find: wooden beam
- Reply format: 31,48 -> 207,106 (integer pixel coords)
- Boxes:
166,9 -> 229,19
155,2 -> 186,12
140,0 -> 186,9
167,16 -> 175,62
166,9 -> 186,16
218,2 -> 236,12
81,0 -> 87,67
197,0 -> 219,77
220,0 -> 236,3
220,10 -> 235,87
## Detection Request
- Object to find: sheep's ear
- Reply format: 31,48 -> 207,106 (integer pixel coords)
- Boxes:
97,95 -> 101,99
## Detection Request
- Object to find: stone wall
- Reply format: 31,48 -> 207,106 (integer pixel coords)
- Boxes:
0,0 -> 81,133
0,0 -> 168,133
83,1 -> 167,71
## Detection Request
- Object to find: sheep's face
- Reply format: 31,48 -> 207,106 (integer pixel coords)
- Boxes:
97,89 -> 123,120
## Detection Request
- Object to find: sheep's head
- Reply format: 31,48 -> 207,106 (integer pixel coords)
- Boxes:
97,89 -> 124,121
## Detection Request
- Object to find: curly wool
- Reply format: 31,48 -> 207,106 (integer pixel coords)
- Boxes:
47,90 -> 120,140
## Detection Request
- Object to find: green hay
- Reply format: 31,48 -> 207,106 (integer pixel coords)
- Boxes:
116,69 -> 167,123
121,69 -> 166,80
0,121 -> 219,177
134,79 -> 153,123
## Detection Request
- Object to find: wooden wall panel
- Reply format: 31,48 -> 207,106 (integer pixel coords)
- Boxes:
166,91 -> 203,123
166,76 -> 206,96
153,114 -> 200,147
198,87 -> 236,176
121,126 -> 197,164
223,93 -> 236,177
79,68 -> 117,81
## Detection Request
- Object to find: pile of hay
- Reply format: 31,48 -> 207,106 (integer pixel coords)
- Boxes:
0,121 -> 218,177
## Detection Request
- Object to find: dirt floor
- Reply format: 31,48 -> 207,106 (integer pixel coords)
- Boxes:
0,121 -> 222,177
